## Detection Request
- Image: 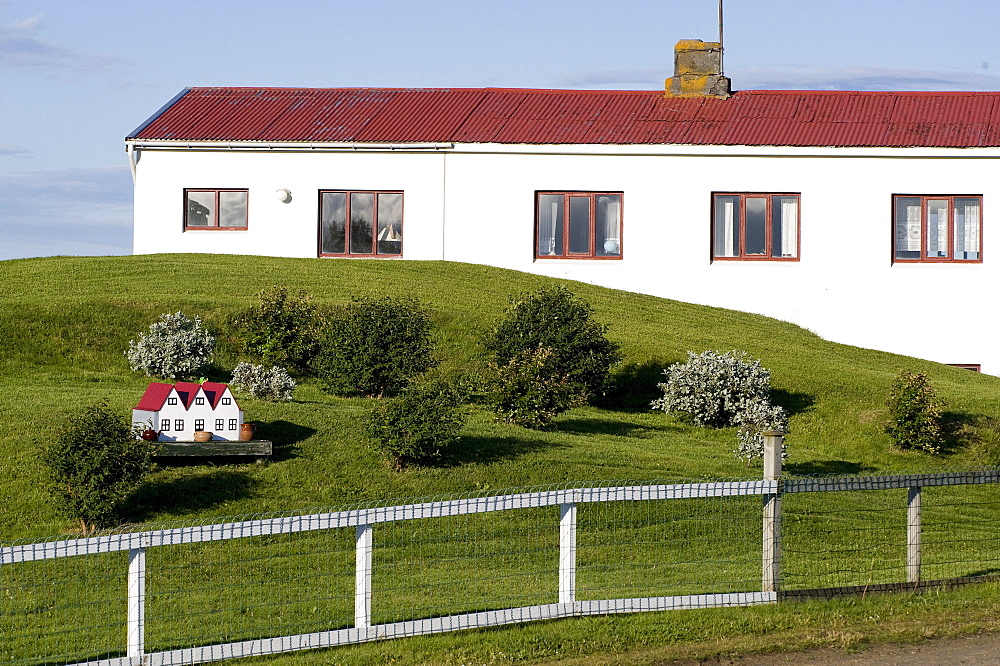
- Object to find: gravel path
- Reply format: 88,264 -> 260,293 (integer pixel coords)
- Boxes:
684,632 -> 1000,665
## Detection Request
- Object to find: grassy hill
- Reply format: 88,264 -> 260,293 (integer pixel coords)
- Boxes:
2,254 -> 999,541
5,254 -> 1000,665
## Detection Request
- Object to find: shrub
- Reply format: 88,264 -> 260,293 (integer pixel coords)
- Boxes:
233,286 -> 321,373
231,362 -> 296,401
313,296 -> 437,397
651,350 -> 771,428
41,403 -> 156,533
366,377 -> 467,469
126,311 -> 215,380
733,400 -> 789,465
486,347 -> 585,429
481,286 -> 620,402
884,370 -> 945,453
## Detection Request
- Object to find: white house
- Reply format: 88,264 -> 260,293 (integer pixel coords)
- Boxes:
132,381 -> 244,441
127,40 -> 1000,374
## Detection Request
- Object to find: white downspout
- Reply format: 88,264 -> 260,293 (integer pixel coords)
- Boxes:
126,143 -> 138,184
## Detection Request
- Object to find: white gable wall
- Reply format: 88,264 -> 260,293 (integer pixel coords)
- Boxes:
132,143 -> 1000,374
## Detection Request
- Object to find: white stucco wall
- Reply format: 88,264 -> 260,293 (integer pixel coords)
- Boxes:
131,142 -> 1000,375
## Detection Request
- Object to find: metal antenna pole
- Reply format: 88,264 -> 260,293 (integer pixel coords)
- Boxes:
718,0 -> 725,75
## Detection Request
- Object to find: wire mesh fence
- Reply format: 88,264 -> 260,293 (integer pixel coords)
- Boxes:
3,468 -> 1000,665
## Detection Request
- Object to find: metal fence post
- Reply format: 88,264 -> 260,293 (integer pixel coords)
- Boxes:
559,503 -> 577,604
908,486 -> 922,583
355,524 -> 373,629
127,546 -> 146,664
762,431 -> 784,594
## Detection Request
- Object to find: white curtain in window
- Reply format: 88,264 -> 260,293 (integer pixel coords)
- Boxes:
899,203 -> 921,252
603,197 -> 620,241
781,199 -> 797,258
955,200 -> 980,258
721,200 -> 736,256
538,200 -> 558,255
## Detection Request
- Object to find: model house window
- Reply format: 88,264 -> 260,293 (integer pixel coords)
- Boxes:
174,419 -> 184,431
319,191 -> 402,256
161,420 -> 171,432
229,419 -> 238,431
893,195 -> 981,262
167,397 -> 177,405
215,419 -> 225,430
713,193 -> 799,260
195,397 -> 204,405
536,192 -> 622,259
184,189 -> 248,229
195,419 -> 205,431
221,397 -> 231,405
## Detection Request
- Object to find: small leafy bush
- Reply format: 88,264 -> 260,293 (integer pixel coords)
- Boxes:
486,347 -> 585,429
313,296 -> 437,397
41,403 -> 156,533
233,286 -> 322,373
126,311 -> 215,380
651,350 -> 771,427
231,362 -> 296,401
366,377 -> 467,469
734,400 -> 789,465
481,286 -> 620,402
884,370 -> 945,453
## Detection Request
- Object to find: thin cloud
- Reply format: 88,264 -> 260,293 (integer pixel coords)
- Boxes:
0,14 -> 136,81
0,143 -> 31,157
559,65 -> 1000,92
0,166 -> 132,260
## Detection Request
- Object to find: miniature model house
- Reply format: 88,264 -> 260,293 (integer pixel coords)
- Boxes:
132,381 -> 244,441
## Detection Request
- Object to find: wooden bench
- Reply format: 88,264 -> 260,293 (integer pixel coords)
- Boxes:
153,440 -> 273,458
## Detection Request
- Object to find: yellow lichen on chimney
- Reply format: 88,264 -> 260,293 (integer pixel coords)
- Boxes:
665,39 -> 731,99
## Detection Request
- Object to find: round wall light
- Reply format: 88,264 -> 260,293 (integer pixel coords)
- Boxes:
275,188 -> 292,203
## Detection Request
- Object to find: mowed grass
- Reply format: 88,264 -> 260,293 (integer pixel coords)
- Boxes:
3,253 -> 1000,664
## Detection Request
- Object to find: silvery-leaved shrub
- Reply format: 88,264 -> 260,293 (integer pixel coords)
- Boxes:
733,399 -> 789,464
126,311 -> 215,380
651,350 -> 772,427
231,362 -> 296,401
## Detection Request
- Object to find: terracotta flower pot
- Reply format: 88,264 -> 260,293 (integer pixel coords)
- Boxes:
193,430 -> 212,442
240,423 -> 255,442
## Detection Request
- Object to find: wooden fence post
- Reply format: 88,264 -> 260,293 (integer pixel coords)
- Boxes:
559,503 -> 577,604
127,546 -> 146,663
762,431 -> 784,594
908,486 -> 922,584
355,525 -> 373,629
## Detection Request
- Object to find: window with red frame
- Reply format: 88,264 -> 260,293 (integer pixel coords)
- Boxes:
184,189 -> 248,229
319,191 -> 403,257
536,192 -> 622,259
713,193 -> 799,260
893,195 -> 981,262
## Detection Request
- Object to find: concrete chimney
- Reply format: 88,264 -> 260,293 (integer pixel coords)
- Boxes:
664,39 -> 731,99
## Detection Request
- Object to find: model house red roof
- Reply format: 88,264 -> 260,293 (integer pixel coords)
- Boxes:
133,381 -> 238,412
134,382 -> 174,411
129,87 -> 1000,148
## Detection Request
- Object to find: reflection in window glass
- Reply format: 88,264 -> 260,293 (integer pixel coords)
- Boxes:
219,191 -> 248,227
744,198 -> 766,255
350,193 -> 374,254
321,192 -> 347,254
377,193 -> 403,255
186,192 -> 214,227
568,196 -> 591,254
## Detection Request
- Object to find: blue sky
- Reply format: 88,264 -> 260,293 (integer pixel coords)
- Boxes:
2,0 -> 998,261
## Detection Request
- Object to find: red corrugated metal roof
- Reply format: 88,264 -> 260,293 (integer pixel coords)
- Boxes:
129,87 -> 1000,148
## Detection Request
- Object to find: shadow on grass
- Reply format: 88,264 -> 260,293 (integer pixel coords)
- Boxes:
250,419 -> 316,461
771,388 -> 816,417
554,417 -> 684,438
785,460 -> 877,476
438,435 -> 568,467
594,358 -> 673,411
126,469 -> 259,521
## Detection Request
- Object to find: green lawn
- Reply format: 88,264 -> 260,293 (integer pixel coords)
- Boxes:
3,254 -> 1000,664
